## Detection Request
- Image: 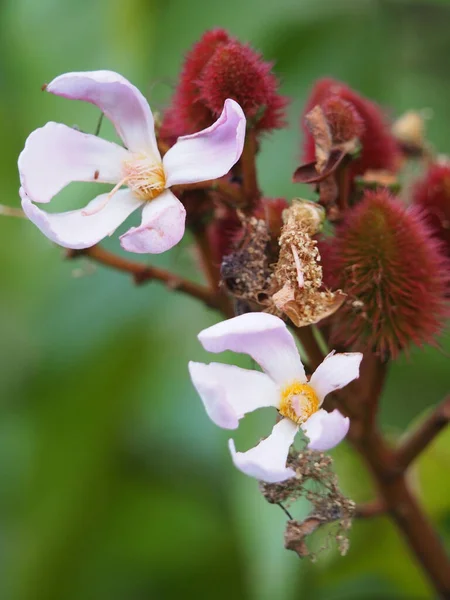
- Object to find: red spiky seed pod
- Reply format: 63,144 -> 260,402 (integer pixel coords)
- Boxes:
164,29 -> 288,137
302,78 -> 400,177
324,190 -> 449,358
321,96 -> 365,145
413,163 -> 450,257
165,29 -> 230,135
198,41 -> 288,132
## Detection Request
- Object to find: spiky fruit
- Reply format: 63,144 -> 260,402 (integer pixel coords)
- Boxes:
302,79 -> 399,178
413,163 -> 450,257
321,96 -> 365,146
162,29 -> 288,138
323,190 -> 449,357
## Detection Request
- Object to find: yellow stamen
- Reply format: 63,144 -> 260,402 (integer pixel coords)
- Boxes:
279,381 -> 319,425
123,154 -> 166,201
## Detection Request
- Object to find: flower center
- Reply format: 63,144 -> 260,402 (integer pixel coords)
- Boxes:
279,381 -> 319,425
122,153 -> 166,201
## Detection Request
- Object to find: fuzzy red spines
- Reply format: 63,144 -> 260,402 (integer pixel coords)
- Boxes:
413,163 -> 450,257
324,190 -> 449,357
302,78 -> 400,177
321,96 -> 365,145
166,29 -> 231,135
164,29 -> 288,138
198,41 -> 288,132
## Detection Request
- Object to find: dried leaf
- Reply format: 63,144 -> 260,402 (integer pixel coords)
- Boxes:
305,105 -> 332,173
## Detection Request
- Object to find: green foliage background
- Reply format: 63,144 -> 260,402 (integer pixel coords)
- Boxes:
0,0 -> 449,598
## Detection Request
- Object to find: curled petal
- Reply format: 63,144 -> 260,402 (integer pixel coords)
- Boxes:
18,122 -> 128,203
21,188 -> 142,249
163,99 -> 246,187
310,351 -> 363,403
46,70 -> 159,155
188,361 -> 278,430
120,189 -> 186,254
302,409 -> 349,452
198,313 -> 305,385
229,418 -> 298,483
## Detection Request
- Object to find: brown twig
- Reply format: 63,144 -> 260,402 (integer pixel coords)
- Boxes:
191,228 -> 234,318
354,431 -> 450,598
171,179 -> 245,206
294,325 -> 325,372
240,128 -> 259,210
354,498 -> 386,519
66,246 -> 223,310
395,395 -> 450,471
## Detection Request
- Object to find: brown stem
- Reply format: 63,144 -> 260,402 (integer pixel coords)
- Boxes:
241,128 -> 259,210
355,498 -> 386,519
191,228 -> 234,318
395,394 -> 450,471
354,432 -> 450,599
66,246 -> 222,311
294,325 -> 325,372
171,179 -> 245,206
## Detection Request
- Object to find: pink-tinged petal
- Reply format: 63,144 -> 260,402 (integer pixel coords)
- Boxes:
21,188 -> 142,249
309,351 -> 363,404
229,418 -> 298,483
46,70 -> 159,155
302,409 -> 350,452
198,313 -> 305,385
18,122 -> 128,203
163,99 -> 246,187
188,361 -> 278,430
119,189 -> 186,254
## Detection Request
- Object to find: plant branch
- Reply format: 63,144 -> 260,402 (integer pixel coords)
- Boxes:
293,325 -> 325,372
395,394 -> 450,471
191,228 -> 234,318
354,498 -> 386,519
66,246 -> 223,311
240,128 -> 259,210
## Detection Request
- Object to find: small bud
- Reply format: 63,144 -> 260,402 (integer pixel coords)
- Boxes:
392,110 -> 428,156
412,163 -> 450,257
324,190 -> 449,357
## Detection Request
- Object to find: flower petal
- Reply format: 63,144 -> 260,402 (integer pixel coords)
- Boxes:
163,99 -> 246,187
188,361 -> 278,430
309,351 -> 363,403
120,189 -> 186,254
198,313 -> 305,385
229,418 -> 298,483
21,188 -> 142,249
302,409 -> 350,452
46,70 -> 159,155
18,122 -> 129,203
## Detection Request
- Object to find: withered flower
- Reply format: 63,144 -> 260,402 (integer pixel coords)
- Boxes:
270,200 -> 345,327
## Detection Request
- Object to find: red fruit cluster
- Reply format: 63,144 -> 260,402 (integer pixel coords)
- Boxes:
161,29 -> 288,139
323,190 -> 449,357
302,78 -> 399,177
413,163 -> 450,257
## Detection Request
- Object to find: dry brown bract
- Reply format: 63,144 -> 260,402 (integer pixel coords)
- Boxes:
260,450 -> 355,560
270,200 -> 345,327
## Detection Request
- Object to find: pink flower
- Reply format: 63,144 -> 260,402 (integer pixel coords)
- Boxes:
18,71 -> 246,254
189,313 -> 362,483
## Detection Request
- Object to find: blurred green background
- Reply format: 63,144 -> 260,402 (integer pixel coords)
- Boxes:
1,0 -> 449,598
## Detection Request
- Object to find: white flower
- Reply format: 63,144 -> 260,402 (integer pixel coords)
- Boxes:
189,313 -> 362,483
18,70 -> 246,254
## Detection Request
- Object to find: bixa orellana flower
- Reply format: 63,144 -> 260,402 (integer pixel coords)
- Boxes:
18,71 -> 246,253
189,313 -> 362,483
